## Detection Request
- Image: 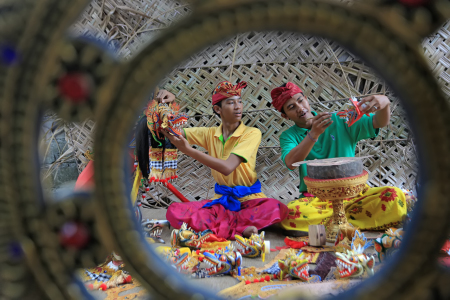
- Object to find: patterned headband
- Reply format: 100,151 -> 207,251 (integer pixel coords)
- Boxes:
212,81 -> 247,105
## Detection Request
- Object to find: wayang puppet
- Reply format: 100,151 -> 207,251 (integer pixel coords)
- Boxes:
336,97 -> 370,127
136,99 -> 188,184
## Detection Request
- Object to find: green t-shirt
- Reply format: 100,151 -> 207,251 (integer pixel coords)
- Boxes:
279,111 -> 379,193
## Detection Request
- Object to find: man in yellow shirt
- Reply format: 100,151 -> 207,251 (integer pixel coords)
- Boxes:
162,81 -> 288,239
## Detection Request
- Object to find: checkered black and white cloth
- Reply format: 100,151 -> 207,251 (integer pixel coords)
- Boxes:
163,160 -> 177,169
151,161 -> 163,170
84,270 -> 111,282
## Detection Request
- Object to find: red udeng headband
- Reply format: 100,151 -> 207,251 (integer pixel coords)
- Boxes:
212,81 -> 247,105
270,82 -> 303,112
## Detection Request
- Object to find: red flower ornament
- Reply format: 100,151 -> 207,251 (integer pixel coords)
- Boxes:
379,188 -> 398,202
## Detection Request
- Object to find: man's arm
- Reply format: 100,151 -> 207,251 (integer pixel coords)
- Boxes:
372,103 -> 390,128
161,129 -> 244,176
358,95 -> 391,129
284,113 -> 333,170
284,135 -> 316,170
183,148 -> 244,176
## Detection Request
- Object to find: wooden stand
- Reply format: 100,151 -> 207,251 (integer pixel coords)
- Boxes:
326,199 -> 353,243
308,225 -> 326,246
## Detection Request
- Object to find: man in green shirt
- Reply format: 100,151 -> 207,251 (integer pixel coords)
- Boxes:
271,82 -> 407,233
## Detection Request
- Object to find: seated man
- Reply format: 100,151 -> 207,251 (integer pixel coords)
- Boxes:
162,81 -> 288,239
270,82 -> 407,233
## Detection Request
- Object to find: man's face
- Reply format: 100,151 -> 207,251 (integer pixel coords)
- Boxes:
281,93 -> 313,127
214,96 -> 243,122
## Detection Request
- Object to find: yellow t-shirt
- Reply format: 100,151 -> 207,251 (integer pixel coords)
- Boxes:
184,122 -> 266,202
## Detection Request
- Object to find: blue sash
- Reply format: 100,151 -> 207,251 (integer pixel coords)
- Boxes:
202,180 -> 261,212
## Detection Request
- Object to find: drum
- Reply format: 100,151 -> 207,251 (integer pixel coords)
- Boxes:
303,158 -> 368,242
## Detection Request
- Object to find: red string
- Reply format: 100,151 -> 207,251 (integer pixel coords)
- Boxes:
284,237 -> 308,249
163,181 -> 190,202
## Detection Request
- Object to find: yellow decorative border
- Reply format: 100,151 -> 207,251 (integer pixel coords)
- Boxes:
304,171 -> 368,189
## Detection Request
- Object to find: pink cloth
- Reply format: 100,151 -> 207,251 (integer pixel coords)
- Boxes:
74,161 -> 94,191
166,198 -> 288,240
303,192 -> 315,198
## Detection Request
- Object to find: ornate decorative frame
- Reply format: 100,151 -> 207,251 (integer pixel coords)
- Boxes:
0,0 -> 449,299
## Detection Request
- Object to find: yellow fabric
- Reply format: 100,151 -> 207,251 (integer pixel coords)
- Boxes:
131,166 -> 143,206
185,122 -> 266,202
281,185 -> 407,232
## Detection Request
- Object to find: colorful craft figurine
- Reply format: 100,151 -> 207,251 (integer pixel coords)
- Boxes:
403,189 -> 418,212
142,219 -> 170,244
146,100 -> 188,139
163,248 -> 197,275
402,189 -> 418,228
80,252 -> 130,290
155,246 -> 198,274
335,243 -> 375,278
155,246 -> 243,277
87,270 -> 132,291
374,228 -> 403,263
336,97 -> 370,127
277,249 -> 310,281
145,100 -> 188,183
334,226 -> 357,252
169,252 -> 193,274
235,231 -> 265,260
171,223 -> 228,249
132,96 -> 191,204
335,228 -> 370,253
192,246 -> 242,278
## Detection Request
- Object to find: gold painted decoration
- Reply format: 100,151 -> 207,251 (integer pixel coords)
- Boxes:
303,171 -> 369,201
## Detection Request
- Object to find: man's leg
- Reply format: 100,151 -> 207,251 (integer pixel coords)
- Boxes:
166,200 -> 254,240
167,198 -> 288,239
166,200 -> 216,231
280,196 -> 333,233
345,186 -> 407,230
279,187 -> 407,233
235,198 -> 289,237
242,226 -> 258,237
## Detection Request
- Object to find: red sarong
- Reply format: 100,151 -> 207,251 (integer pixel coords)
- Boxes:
166,198 -> 288,240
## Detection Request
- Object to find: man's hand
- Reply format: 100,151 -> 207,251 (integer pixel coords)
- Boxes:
156,89 -> 175,104
358,95 -> 390,113
160,129 -> 191,153
309,112 -> 333,139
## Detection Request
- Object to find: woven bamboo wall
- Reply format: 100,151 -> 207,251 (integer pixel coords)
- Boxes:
65,120 -> 96,174
63,0 -> 450,204
70,0 -> 192,59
